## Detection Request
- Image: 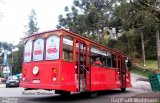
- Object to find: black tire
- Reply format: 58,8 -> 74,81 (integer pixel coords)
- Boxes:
6,85 -> 8,88
89,92 -> 98,98
121,88 -> 126,92
60,91 -> 71,96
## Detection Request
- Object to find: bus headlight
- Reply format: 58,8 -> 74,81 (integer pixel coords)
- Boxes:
53,77 -> 56,81
33,66 -> 39,75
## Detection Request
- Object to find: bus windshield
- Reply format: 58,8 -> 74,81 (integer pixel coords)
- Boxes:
23,35 -> 60,62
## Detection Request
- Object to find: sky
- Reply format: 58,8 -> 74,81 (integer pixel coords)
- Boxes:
0,0 -> 73,45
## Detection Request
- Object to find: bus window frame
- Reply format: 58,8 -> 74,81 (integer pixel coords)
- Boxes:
62,35 -> 74,62
23,39 -> 33,63
33,38 -> 45,62
90,44 -> 105,67
75,40 -> 87,64
90,44 -> 116,69
45,34 -> 60,61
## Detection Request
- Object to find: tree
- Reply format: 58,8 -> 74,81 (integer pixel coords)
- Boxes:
9,41 -> 23,74
109,0 -> 159,66
0,41 -> 23,75
57,0 -> 113,43
57,0 -> 159,66
25,9 -> 39,35
133,0 -> 160,66
135,0 -> 160,21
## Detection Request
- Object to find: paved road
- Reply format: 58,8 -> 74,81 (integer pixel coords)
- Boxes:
0,73 -> 159,103
0,88 -> 152,103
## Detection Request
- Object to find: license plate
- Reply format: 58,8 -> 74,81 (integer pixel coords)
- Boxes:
10,83 -> 15,85
32,80 -> 40,83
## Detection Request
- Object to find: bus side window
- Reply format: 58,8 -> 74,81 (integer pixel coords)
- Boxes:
90,45 -> 105,67
118,56 -> 121,69
101,52 -> 107,67
105,52 -> 112,68
106,58 -> 111,67
112,54 -> 116,68
63,36 -> 73,61
90,57 -> 94,64
90,45 -> 116,68
126,59 -> 131,70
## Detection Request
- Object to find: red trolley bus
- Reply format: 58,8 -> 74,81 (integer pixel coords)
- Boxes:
20,29 -> 132,97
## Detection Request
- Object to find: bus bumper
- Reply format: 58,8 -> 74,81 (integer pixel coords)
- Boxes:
20,83 -> 77,92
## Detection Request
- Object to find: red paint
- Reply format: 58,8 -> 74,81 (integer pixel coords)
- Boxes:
20,29 -> 132,93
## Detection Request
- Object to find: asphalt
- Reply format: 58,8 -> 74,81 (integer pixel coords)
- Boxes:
131,73 -> 152,92
0,73 -> 159,98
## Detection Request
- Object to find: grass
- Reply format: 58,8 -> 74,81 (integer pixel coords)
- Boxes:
157,99 -> 160,103
130,67 -> 152,77
140,60 -> 158,70
130,60 -> 158,77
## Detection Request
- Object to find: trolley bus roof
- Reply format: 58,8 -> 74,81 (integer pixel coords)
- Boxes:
24,28 -> 129,58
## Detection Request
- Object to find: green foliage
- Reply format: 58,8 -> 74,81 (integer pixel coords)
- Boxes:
57,0 -> 113,43
134,0 -> 160,21
108,30 -> 139,57
109,0 -> 159,60
25,9 -> 39,35
113,2 -> 133,31
130,60 -> 158,77
57,0 -> 160,61
0,41 -> 23,75
0,42 -> 13,50
9,41 -> 24,74
140,60 -> 157,69
130,67 -> 152,77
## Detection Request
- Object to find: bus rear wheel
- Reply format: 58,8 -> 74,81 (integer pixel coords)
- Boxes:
55,90 -> 70,96
121,88 -> 126,92
89,92 -> 98,98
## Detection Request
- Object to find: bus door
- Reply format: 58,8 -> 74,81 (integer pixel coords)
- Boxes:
119,56 -> 126,90
75,40 -> 88,92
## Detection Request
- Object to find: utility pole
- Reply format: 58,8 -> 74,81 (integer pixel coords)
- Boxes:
11,41 -> 14,76
156,26 -> 160,68
141,28 -> 146,67
11,46 -> 13,63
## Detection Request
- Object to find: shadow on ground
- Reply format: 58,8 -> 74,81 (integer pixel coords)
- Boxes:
22,90 -> 130,103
